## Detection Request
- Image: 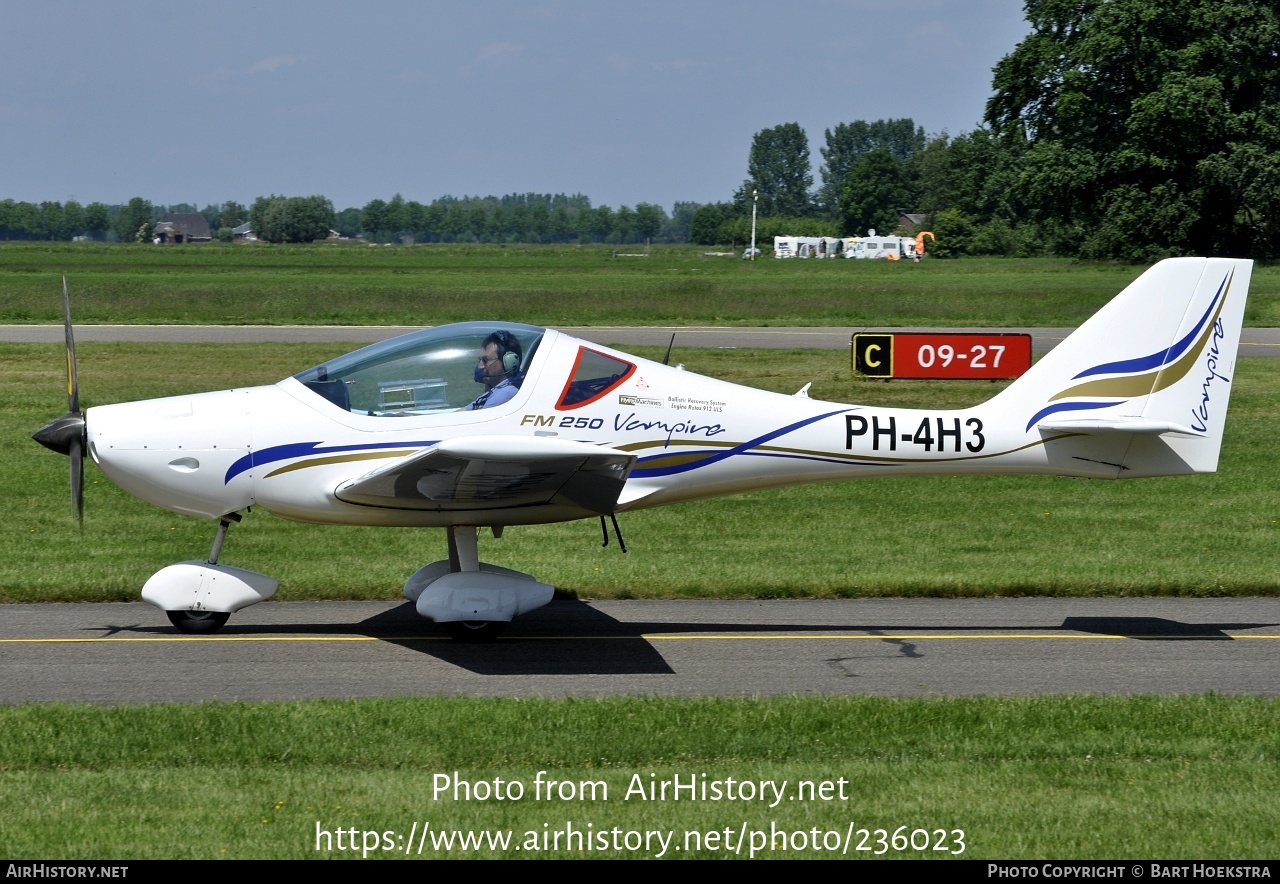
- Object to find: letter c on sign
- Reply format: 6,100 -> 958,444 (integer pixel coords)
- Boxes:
865,344 -> 881,368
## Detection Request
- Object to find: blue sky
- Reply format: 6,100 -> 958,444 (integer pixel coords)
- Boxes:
0,1 -> 1030,211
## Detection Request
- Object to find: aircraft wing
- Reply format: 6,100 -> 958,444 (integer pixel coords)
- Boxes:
334,436 -> 635,514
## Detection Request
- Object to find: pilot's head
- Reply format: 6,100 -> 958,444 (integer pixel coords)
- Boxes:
476,330 -> 522,388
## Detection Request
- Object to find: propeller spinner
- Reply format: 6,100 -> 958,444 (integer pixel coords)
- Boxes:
32,277 -> 87,522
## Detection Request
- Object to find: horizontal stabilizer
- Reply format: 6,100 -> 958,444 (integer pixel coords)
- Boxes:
1037,418 -> 1204,437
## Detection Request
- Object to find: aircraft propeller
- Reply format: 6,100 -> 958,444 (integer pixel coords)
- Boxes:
32,277 -> 87,523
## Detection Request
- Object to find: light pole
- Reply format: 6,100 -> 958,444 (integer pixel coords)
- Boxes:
750,189 -> 758,261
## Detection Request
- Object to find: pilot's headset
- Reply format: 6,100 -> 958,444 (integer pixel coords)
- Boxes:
491,330 -> 522,375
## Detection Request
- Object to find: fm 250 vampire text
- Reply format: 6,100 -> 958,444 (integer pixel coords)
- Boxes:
34,258 -> 1250,639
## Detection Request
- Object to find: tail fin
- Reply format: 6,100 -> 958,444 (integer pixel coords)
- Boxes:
985,257 -> 1252,477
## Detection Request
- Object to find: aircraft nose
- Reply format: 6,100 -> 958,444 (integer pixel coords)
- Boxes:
88,390 -> 255,519
33,412 -> 86,456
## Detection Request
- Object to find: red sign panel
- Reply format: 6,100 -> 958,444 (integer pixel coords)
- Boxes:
853,333 -> 1032,380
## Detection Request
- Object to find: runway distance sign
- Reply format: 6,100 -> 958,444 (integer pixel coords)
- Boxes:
852,333 -> 1032,380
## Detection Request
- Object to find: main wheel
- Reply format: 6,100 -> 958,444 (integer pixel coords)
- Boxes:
166,610 -> 230,635
443,620 -> 506,643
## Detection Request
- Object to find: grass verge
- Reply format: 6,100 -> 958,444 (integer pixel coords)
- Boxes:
1,695 -> 1277,859
3,243 -> 1279,326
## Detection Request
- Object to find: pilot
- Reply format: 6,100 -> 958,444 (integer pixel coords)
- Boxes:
467,330 -> 523,410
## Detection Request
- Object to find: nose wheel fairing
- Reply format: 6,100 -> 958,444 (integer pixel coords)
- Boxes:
142,512 -> 276,635
141,561 -> 279,616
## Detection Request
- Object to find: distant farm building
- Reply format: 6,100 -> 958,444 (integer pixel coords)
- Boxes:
154,213 -> 212,244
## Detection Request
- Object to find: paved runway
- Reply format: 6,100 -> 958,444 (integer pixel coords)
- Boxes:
5,324 -> 1280,357
3,598 -> 1277,705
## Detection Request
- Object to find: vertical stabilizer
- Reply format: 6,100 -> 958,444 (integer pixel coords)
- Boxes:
984,258 -> 1252,476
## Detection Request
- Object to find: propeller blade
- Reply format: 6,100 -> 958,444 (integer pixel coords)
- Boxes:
63,275 -> 79,415
33,276 -> 89,523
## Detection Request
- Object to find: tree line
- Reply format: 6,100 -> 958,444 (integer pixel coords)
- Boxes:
0,198 -> 250,243
5,1 -> 1275,260
341,193 -> 698,245
714,0 -> 1280,261
690,119 -> 1028,259
0,193 -> 700,246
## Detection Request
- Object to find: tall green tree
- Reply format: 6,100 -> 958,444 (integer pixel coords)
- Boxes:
690,204 -> 725,245
734,123 -> 813,216
915,129 -> 1032,255
666,201 -> 699,243
37,202 -> 63,240
384,194 -> 408,240
612,205 -> 636,243
987,0 -> 1280,259
839,148 -> 915,237
62,201 -> 84,238
83,203 -> 110,240
115,197 -> 153,242
333,207 -> 362,239
818,119 -> 924,216
360,198 -> 389,240
199,204 -> 221,231
550,205 -> 574,242
218,201 -> 247,230
12,202 -> 41,239
633,202 -> 665,242
251,195 -> 335,243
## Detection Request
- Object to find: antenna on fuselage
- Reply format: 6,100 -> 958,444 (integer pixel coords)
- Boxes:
662,333 -> 676,366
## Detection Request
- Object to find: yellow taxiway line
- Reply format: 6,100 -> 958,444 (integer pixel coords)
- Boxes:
1,633 -> 1277,644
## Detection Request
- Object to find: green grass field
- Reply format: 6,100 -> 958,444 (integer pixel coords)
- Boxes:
3,241 -> 1279,326
2,696 -> 1278,859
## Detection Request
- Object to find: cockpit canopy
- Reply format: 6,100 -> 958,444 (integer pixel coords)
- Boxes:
293,321 -> 545,415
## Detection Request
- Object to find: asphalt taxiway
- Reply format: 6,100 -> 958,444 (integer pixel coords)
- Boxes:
4,324 -> 1280,357
3,598 -> 1277,705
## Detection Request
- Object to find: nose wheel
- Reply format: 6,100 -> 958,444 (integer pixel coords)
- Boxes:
166,610 -> 230,634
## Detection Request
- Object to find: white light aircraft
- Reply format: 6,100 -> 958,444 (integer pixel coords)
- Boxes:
34,258 -> 1250,639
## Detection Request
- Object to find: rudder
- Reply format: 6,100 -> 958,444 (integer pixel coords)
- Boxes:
984,257 -> 1252,477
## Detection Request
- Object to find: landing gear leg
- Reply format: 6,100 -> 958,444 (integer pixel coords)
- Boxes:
442,526 -> 506,642
448,524 -> 480,572
207,512 -> 241,565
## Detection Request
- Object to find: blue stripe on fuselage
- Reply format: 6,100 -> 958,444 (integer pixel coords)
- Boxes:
224,440 -> 438,484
